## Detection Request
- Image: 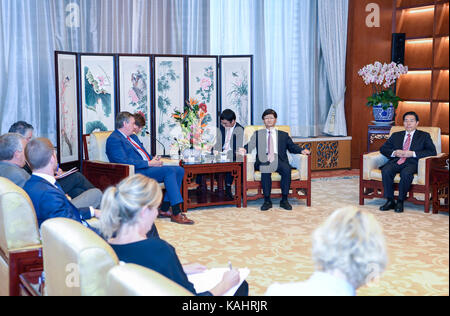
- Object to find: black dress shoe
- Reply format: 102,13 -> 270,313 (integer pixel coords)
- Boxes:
379,199 -> 396,211
260,201 -> 272,211
279,200 -> 292,210
395,201 -> 404,213
225,186 -> 233,200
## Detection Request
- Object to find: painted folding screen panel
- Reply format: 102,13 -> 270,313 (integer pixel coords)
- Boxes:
80,54 -> 116,135
118,55 -> 152,152
219,56 -> 253,126
55,52 -> 80,165
187,56 -> 218,151
153,56 -> 185,156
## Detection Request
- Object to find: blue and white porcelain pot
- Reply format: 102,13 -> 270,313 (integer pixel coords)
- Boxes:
372,103 -> 395,124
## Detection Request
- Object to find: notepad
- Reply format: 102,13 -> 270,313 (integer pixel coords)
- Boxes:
187,268 -> 250,296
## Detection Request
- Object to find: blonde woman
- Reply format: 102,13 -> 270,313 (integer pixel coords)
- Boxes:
265,206 -> 387,296
99,174 -> 248,296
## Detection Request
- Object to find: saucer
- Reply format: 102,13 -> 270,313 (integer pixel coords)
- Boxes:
371,121 -> 394,126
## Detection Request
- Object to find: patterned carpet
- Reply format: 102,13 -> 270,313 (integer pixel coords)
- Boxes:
155,177 -> 449,296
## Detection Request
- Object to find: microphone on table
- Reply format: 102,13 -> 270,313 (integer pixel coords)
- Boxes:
174,137 -> 182,156
145,131 -> 170,158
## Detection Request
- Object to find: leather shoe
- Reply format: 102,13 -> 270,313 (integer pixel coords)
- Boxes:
260,201 -> 272,211
225,186 -> 233,200
379,199 -> 396,211
395,201 -> 404,213
171,213 -> 195,225
279,200 -> 292,210
158,210 -> 172,218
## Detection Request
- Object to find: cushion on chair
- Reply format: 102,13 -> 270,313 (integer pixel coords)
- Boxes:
0,177 -> 41,296
363,127 -> 442,185
106,263 -> 193,296
0,177 -> 41,252
254,169 -> 301,181
41,218 -> 119,296
88,131 -> 114,162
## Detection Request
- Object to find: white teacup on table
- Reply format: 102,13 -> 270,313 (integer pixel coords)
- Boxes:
219,151 -> 229,162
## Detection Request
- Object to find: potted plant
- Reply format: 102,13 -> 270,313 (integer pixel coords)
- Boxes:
172,98 -> 212,161
358,61 -> 408,124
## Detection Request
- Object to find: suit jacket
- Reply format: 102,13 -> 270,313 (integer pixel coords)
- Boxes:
106,130 -> 153,171
380,129 -> 437,166
23,175 -> 92,228
214,122 -> 244,161
245,129 -> 304,169
0,161 -> 30,187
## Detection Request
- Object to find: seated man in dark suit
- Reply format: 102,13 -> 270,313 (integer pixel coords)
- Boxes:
22,138 -> 100,229
239,109 -> 310,211
106,111 -> 193,225
379,111 -> 437,213
198,109 -> 244,199
9,121 -> 102,208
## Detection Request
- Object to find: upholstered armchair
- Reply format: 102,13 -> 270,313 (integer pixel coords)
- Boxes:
359,126 -> 444,212
82,132 -> 135,191
40,218 -> 119,296
242,125 -> 311,207
0,177 -> 42,296
106,263 -> 193,296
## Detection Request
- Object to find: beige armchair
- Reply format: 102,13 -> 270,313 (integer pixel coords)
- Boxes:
41,218 -> 118,296
242,126 -> 311,207
82,132 -> 135,191
0,177 -> 42,296
82,132 -> 178,191
359,126 -> 445,212
106,263 -> 193,296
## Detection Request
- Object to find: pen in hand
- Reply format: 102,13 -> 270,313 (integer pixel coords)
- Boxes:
228,261 -> 232,271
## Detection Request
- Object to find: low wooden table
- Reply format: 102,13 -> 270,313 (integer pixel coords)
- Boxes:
181,160 -> 242,212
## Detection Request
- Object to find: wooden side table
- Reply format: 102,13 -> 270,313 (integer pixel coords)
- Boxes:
367,125 -> 392,152
431,164 -> 449,214
181,161 -> 242,212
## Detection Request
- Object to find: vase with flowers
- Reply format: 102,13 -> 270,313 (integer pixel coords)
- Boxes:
358,61 -> 408,125
172,98 -> 213,161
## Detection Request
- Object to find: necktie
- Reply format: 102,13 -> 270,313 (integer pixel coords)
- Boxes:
127,136 -> 151,161
224,129 -> 232,151
397,133 -> 411,165
267,130 -> 274,163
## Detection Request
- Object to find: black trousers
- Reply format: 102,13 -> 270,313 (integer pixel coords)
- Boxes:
381,161 -> 417,201
57,171 -> 96,198
259,160 -> 292,199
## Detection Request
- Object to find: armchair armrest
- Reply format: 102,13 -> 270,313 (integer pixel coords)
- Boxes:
161,158 -> 181,166
82,160 -> 135,191
417,153 -> 447,185
245,154 -> 255,181
362,151 -> 388,180
288,153 -> 309,180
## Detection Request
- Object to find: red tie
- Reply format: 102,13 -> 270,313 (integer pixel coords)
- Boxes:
397,133 -> 411,165
127,136 -> 151,161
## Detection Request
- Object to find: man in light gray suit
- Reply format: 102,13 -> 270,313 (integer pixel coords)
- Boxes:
0,133 -> 101,209
0,133 -> 30,187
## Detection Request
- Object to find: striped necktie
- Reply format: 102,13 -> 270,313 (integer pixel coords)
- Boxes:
127,136 -> 151,161
397,133 -> 411,165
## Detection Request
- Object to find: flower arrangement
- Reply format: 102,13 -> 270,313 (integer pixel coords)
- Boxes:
172,98 -> 212,151
358,61 -> 408,109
